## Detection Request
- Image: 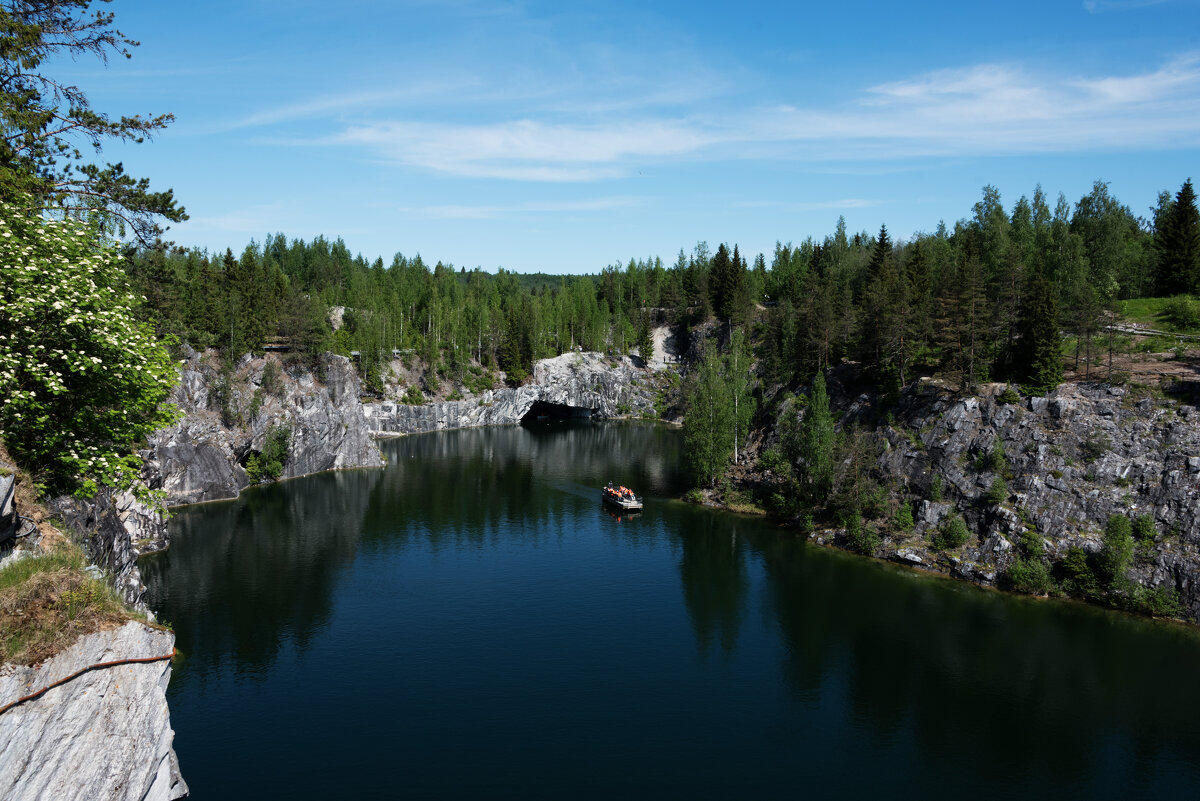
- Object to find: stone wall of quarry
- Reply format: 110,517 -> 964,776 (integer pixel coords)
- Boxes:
364,351 -> 667,435
0,622 -> 187,801
784,374 -> 1200,620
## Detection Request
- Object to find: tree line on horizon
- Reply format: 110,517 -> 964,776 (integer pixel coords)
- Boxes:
126,178 -> 1200,398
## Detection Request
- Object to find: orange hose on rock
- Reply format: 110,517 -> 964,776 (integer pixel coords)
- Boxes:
0,649 -> 176,717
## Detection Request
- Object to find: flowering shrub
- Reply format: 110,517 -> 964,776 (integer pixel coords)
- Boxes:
0,199 -> 178,499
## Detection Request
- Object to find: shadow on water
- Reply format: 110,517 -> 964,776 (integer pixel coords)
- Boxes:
142,467 -> 383,682
142,421 -> 1200,798
745,530 -> 1200,796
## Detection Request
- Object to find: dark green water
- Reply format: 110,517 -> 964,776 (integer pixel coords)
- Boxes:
142,421 -> 1200,799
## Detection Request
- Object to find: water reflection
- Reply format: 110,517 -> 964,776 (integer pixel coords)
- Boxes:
677,514 -> 748,655
746,530 -> 1200,793
142,467 -> 383,681
142,422 -> 1200,798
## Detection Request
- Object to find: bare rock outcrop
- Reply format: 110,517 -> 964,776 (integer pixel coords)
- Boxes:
0,621 -> 186,801
789,373 -> 1200,619
143,347 -> 385,507
365,351 -> 668,435
48,489 -> 165,610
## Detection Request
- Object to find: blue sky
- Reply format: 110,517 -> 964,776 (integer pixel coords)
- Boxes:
66,0 -> 1200,273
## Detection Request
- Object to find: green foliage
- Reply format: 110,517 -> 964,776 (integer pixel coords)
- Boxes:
245,424 -> 290,484
932,514 -> 969,550
1019,528 -> 1044,558
1097,514 -> 1134,585
1155,179 -> 1200,297
843,510 -> 879,555
462,367 -> 496,396
1057,546 -> 1102,601
1081,433 -> 1111,463
0,0 -> 186,241
861,485 -> 887,520
929,473 -> 943,501
1007,557 -> 1053,595
984,476 -> 1009,505
1161,295 -> 1200,331
892,502 -> 914,532
0,200 -> 179,499
401,385 -> 425,405
790,373 -> 835,502
1132,513 -> 1157,544
1014,273 -> 1063,393
975,436 -> 1011,477
997,385 -> 1020,404
1124,583 -> 1183,618
261,360 -> 284,397
212,369 -> 238,427
634,312 -> 654,362
682,343 -> 734,487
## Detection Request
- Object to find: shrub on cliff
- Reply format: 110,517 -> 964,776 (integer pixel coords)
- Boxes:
932,515 -> 969,550
1007,557 -> 1053,595
1097,515 -> 1135,585
245,424 -> 291,484
0,199 -> 178,500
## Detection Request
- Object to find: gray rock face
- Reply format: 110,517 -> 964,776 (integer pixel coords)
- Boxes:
814,378 -> 1200,618
0,622 -> 187,801
49,489 -> 166,610
365,351 -> 664,435
144,349 -> 385,506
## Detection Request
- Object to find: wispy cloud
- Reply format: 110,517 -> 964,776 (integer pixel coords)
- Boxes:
276,53 -> 1200,181
334,119 -> 722,181
396,196 -> 643,219
1083,0 -> 1174,13
732,198 -> 879,211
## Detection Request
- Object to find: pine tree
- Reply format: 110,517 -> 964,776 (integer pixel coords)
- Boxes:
0,0 -> 186,240
865,224 -> 892,283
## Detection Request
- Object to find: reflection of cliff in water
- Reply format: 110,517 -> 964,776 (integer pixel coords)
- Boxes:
142,467 -> 383,683
745,532 -> 1200,793
365,422 -> 685,550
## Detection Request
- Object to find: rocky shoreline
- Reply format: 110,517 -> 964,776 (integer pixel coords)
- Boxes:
743,373 -> 1200,623
11,348 -> 1200,801
0,622 -> 186,801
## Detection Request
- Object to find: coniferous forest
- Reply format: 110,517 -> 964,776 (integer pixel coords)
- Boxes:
127,178 -> 1198,397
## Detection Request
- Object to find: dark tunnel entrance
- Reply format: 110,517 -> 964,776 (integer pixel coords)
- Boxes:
521,400 -> 594,424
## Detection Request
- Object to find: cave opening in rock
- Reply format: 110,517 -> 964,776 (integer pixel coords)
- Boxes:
521,400 -> 593,424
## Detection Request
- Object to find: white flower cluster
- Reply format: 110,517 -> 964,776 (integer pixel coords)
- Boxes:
0,198 -> 179,496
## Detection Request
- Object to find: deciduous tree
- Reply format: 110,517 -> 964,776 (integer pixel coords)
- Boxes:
0,196 -> 178,497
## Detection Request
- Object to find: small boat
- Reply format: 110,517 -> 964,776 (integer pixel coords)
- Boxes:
602,482 -> 643,511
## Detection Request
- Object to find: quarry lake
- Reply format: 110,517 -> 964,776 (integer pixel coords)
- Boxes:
143,422 -> 1200,799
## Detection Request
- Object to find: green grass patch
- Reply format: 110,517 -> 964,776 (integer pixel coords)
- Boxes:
1122,296 -> 1200,335
0,542 -> 141,665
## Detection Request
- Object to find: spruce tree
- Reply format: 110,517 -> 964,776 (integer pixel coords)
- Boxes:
1156,178 -> 1200,296
1015,273 -> 1063,393
797,372 -> 835,502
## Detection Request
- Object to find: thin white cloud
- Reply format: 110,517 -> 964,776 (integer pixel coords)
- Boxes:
1083,0 -> 1174,12
396,196 -> 642,219
290,53 -> 1200,180
732,199 -> 878,211
335,119 -> 721,181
